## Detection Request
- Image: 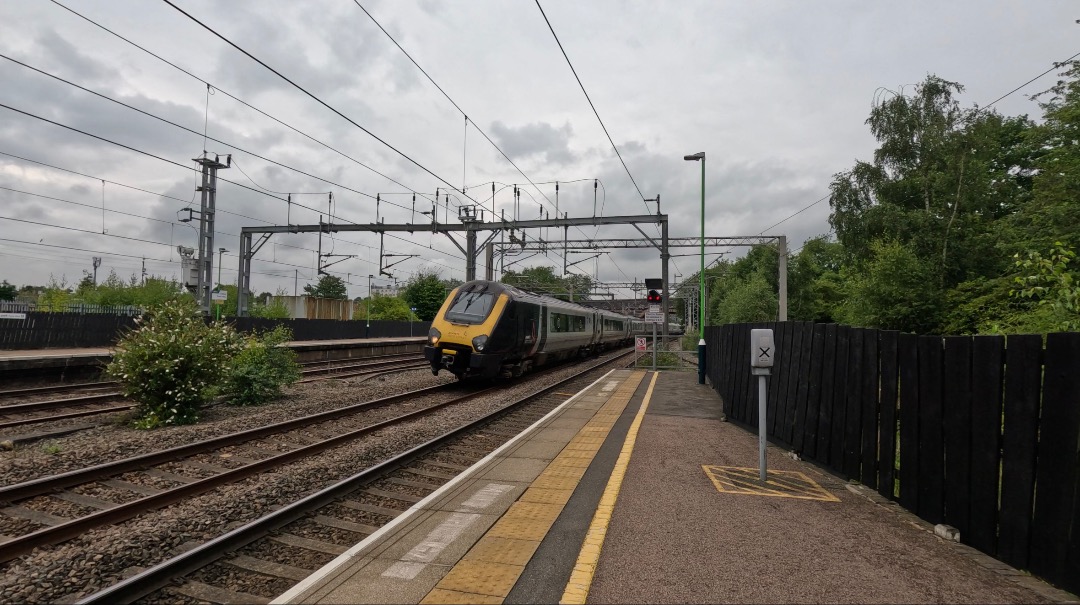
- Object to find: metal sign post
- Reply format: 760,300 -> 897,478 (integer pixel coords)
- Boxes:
750,328 -> 775,482
652,321 -> 657,370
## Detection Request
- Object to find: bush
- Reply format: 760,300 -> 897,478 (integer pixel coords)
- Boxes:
221,325 -> 301,406
107,299 -> 244,429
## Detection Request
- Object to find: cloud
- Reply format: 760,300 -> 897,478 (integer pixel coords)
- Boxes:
489,120 -> 577,165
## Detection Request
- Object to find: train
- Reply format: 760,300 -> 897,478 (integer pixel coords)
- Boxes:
425,280 -> 660,380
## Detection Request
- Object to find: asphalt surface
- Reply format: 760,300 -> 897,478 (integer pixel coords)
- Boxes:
584,372 -> 1060,604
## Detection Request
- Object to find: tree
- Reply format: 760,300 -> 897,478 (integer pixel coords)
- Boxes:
404,269 -> 449,320
840,239 -> 944,333
788,236 -> 845,323
303,275 -> 348,300
502,266 -> 593,301
366,295 -> 416,321
0,280 -> 15,301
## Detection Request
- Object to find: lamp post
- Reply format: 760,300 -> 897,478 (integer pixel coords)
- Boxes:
366,274 -> 373,338
684,152 -> 706,384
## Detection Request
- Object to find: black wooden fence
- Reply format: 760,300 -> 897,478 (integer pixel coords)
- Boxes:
706,322 -> 1080,596
0,313 -> 431,349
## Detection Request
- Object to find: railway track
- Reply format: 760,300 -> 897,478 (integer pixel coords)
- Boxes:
0,354 -> 428,435
0,382 -> 485,563
72,349 -> 634,604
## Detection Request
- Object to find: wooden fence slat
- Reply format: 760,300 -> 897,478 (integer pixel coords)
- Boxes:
997,334 -> 1043,569
815,324 -> 839,465
843,328 -> 865,479
769,322 -> 793,441
968,335 -> 1004,556
1028,333 -> 1080,586
877,331 -> 899,499
828,327 -> 851,473
917,336 -> 945,525
783,322 -> 807,445
860,329 -> 880,489
943,336 -> 973,539
898,332 -> 920,512
791,323 -> 814,453
802,323 -> 827,460
765,322 -> 783,433
732,324 -> 749,423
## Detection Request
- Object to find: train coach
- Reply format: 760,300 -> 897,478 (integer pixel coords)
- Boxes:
424,280 -> 638,380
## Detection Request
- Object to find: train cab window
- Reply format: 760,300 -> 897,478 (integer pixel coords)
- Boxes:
446,291 -> 494,324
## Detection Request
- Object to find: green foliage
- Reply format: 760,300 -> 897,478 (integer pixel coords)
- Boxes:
356,295 -> 417,321
711,274 -> 777,325
38,275 -> 72,312
788,237 -> 845,323
220,326 -> 300,406
304,275 -> 348,300
1011,243 -> 1080,331
501,266 -> 593,301
249,291 -> 291,319
106,299 -> 244,429
67,270 -> 184,309
840,240 -> 944,333
404,269 -> 449,320
0,280 -> 16,301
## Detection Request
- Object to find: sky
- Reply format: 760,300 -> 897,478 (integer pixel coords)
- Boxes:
0,0 -> 1076,300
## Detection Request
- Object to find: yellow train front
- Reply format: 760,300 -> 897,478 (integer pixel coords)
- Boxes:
424,280 -> 635,380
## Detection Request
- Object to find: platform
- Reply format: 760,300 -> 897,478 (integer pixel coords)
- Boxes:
274,370 -> 1077,604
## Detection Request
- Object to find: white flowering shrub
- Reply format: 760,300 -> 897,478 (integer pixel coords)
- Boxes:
221,325 -> 301,406
107,298 -> 243,428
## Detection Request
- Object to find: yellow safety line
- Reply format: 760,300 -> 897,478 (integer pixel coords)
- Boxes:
560,371 -> 659,605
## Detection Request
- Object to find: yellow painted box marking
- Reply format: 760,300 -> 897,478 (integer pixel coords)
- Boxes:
701,465 -> 840,502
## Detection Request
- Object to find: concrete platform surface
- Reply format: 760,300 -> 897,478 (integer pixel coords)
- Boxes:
272,370 -> 1077,605
584,372 -> 1076,604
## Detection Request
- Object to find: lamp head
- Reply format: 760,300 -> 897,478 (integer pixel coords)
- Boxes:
683,152 -> 705,161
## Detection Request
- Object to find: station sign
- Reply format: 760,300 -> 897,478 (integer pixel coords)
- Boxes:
644,312 -> 664,322
211,289 -> 228,301
0,312 -> 26,320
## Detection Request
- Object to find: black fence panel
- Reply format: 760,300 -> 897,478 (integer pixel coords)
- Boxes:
917,336 -> 945,525
898,332 -> 920,513
1,313 -> 430,350
998,334 -> 1042,569
968,335 -> 1004,556
1029,333 -> 1080,592
859,329 -> 880,489
801,323 -> 827,461
815,324 -> 839,467
790,322 -> 814,453
842,328 -> 865,480
943,336 -> 973,543
828,327 -> 850,474
877,330 -> 899,499
0,313 -> 138,349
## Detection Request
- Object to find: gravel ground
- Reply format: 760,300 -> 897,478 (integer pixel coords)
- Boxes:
0,369 -> 455,485
0,354 -> 627,604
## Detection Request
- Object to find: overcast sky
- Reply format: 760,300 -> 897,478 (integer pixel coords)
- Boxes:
0,1 -> 1075,299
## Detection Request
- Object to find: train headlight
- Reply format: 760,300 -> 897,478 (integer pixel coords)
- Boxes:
428,327 -> 441,346
472,334 -> 488,352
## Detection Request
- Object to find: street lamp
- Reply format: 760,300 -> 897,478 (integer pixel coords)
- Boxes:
684,151 -> 706,384
366,274 -> 374,338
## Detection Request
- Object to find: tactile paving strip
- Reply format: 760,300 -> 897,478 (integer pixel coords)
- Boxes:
420,370 -> 647,603
701,465 -> 840,502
